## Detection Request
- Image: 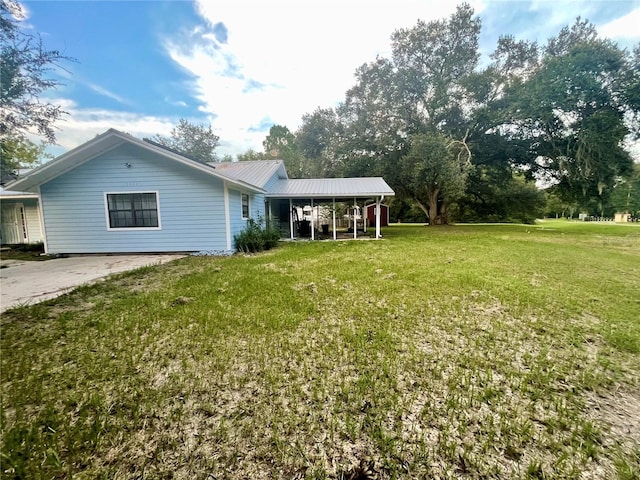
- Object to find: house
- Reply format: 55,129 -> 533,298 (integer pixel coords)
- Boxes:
0,187 -> 44,245
6,129 -> 394,254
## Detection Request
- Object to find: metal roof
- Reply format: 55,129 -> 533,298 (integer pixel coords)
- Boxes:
265,177 -> 395,199
6,129 -> 265,193
211,160 -> 287,189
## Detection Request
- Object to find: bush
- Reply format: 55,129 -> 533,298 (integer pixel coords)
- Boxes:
234,216 -> 281,253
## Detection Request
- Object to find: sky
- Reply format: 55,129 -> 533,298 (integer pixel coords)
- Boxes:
16,0 -> 640,159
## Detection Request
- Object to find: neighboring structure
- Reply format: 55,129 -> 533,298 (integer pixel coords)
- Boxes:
365,203 -> 389,227
615,213 -> 631,223
0,188 -> 43,245
6,129 -> 394,254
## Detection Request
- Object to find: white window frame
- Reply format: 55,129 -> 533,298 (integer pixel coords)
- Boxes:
104,191 -> 162,231
241,193 -> 250,220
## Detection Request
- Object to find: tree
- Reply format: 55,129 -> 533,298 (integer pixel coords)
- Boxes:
338,5 -> 482,224
390,3 -> 481,135
395,132 -> 472,224
150,119 -> 219,163
262,125 -> 305,178
1,0 -> 72,181
504,19 -> 635,208
236,148 -> 268,162
296,108 -> 345,177
0,136 -> 48,183
610,164 -> 640,216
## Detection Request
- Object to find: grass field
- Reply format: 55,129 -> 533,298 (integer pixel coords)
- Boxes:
1,221 -> 639,479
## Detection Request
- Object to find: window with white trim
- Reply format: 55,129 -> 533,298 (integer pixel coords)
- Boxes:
106,192 -> 159,229
241,193 -> 250,219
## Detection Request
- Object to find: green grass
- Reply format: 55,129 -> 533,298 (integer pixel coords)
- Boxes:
2,221 -> 639,479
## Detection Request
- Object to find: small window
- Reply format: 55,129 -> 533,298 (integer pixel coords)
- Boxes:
106,192 -> 159,229
241,193 -> 250,219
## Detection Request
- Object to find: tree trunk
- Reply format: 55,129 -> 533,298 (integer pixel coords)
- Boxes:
416,190 -> 448,225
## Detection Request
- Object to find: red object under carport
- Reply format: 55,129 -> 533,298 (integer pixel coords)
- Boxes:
365,203 -> 389,227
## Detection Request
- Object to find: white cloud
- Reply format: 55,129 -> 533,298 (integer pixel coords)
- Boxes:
599,7 -> 640,41
42,98 -> 174,157
165,0 -> 486,156
86,82 -> 132,106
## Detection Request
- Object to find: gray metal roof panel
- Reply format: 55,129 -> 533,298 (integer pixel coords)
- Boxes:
210,160 -> 286,189
265,177 -> 395,198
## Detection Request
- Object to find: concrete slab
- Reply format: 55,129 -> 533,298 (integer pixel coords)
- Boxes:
0,254 -> 184,312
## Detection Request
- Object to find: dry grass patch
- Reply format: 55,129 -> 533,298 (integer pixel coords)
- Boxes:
1,222 -> 639,479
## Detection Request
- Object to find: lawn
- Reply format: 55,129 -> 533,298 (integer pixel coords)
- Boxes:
1,221 -> 639,479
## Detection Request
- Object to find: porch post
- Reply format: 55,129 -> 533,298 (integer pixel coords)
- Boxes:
353,198 -> 357,239
376,196 -> 381,239
311,198 -> 315,241
289,198 -> 294,239
332,198 -> 337,240
363,202 -> 367,233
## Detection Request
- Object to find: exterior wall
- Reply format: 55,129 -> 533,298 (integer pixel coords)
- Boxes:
228,189 -> 266,248
0,198 -> 43,244
40,143 -> 228,254
263,164 -> 287,192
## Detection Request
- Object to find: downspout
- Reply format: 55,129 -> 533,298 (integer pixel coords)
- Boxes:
376,195 -> 385,239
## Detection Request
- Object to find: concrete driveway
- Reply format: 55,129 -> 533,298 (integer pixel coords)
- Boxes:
0,254 -> 184,312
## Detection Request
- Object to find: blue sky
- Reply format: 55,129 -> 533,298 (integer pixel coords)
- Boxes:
19,0 -> 640,159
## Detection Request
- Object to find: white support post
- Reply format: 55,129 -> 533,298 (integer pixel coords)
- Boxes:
311,198 -> 315,240
289,199 -> 294,239
332,198 -> 336,240
353,198 -> 357,239
376,197 -> 381,239
363,203 -> 367,233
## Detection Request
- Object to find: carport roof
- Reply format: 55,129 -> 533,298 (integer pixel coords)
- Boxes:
265,177 -> 395,199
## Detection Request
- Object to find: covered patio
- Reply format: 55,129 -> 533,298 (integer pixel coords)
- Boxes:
265,177 -> 395,241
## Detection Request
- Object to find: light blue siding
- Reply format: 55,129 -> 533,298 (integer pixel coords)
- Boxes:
228,190 -> 266,249
40,143 -> 229,254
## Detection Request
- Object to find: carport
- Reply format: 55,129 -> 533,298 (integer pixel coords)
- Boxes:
265,177 -> 395,240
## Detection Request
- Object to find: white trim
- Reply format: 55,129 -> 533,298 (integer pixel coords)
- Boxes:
224,182 -> 231,250
36,186 -> 48,253
375,196 -> 382,239
16,202 -> 28,242
103,191 -> 162,231
310,198 -> 315,240
289,198 -> 294,239
241,193 -> 250,220
332,198 -> 336,240
353,198 -> 357,239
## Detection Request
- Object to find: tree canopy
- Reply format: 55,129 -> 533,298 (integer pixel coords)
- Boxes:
253,5 -> 638,224
1,0 -> 71,183
150,119 -> 220,163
